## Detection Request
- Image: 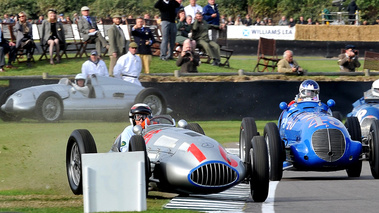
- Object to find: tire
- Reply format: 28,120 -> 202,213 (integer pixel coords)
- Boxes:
239,117 -> 258,170
250,136 -> 269,202
332,111 -> 343,121
35,91 -> 63,122
368,120 -> 379,179
345,117 -> 363,177
129,135 -> 151,195
186,123 -> 205,135
66,129 -> 97,195
264,122 -> 284,181
0,89 -> 22,121
134,88 -> 167,115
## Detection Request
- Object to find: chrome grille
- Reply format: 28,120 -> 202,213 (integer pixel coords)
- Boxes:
190,163 -> 237,187
312,129 -> 345,162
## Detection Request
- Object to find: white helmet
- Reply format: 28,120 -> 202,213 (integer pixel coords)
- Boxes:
75,73 -> 86,84
372,80 -> 379,96
298,79 -> 320,102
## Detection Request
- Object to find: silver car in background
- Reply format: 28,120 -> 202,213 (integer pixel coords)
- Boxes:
0,74 -> 168,122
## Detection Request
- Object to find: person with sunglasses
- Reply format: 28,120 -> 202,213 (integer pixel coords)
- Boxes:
113,42 -> 142,86
117,103 -> 152,152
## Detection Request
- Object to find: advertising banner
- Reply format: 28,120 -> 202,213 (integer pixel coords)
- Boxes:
227,25 -> 296,40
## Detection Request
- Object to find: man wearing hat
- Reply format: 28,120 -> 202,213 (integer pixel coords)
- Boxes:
113,42 -> 142,86
338,45 -> 360,72
78,6 -> 109,55
131,17 -> 155,74
81,50 -> 109,78
107,14 -> 127,75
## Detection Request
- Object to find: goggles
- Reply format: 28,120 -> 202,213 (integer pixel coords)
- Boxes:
134,114 -> 148,121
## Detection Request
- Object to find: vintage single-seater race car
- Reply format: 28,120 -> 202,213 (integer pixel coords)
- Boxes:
0,74 -> 168,122
66,115 -> 270,202
240,80 -> 379,181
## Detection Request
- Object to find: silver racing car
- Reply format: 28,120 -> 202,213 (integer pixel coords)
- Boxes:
0,74 -> 168,122
65,115 -> 270,202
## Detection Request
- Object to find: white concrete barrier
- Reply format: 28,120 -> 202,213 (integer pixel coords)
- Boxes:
82,152 -> 147,213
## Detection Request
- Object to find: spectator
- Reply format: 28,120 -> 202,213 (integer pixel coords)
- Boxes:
278,50 -> 304,74
58,14 -> 66,22
121,15 -> 127,25
78,6 -> 109,55
2,14 -> 12,23
175,0 -> 185,15
127,15 -> 133,19
131,17 -> 155,74
154,0 -> 180,61
372,17 -> 379,25
298,16 -> 306,24
81,50 -> 109,77
227,16 -> 234,25
278,16 -> 288,26
72,13 -> 79,24
15,11 -> 36,67
70,73 -> 90,97
347,0 -> 359,25
154,15 -> 161,25
262,17 -> 268,25
307,18 -> 314,25
288,17 -> 296,27
203,0 -> 220,26
338,44 -> 360,72
41,9 -> 65,65
0,23 -> 17,71
234,15 -> 242,25
66,16 -> 72,24
176,39 -> 200,73
242,14 -> 252,26
113,42 -> 142,86
36,15 -> 44,24
220,14 -> 226,28
184,0 -> 203,24
176,11 -> 192,45
362,20 -> 369,25
267,18 -> 274,26
253,17 -> 263,26
144,13 -> 151,20
192,12 -> 221,66
107,14 -> 127,75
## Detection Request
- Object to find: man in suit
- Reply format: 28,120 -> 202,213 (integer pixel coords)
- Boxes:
77,6 -> 109,55
131,17 -> 155,74
0,25 -> 17,71
278,50 -> 304,74
338,45 -> 360,72
107,14 -> 127,76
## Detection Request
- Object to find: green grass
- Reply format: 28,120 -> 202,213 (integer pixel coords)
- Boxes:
0,54 -> 349,78
0,119 -> 273,212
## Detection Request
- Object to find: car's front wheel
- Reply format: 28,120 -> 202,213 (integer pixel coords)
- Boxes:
134,88 -> 167,115
250,136 -> 269,202
129,135 -> 151,195
66,129 -> 97,195
345,117 -> 362,177
264,122 -> 284,181
35,91 -> 63,122
369,120 -> 379,179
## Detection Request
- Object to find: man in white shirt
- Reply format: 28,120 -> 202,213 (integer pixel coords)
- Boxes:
81,50 -> 109,78
184,0 -> 203,23
113,42 -> 142,86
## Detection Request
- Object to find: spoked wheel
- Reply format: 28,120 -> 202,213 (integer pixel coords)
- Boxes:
345,117 -> 362,177
129,135 -> 151,195
186,123 -> 205,135
249,136 -> 269,202
368,120 -> 379,179
66,129 -> 97,195
239,117 -> 258,173
35,91 -> 63,122
264,122 -> 284,181
135,88 -> 167,115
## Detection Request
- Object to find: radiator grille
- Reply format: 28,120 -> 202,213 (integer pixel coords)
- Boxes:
312,128 -> 345,162
190,163 -> 238,187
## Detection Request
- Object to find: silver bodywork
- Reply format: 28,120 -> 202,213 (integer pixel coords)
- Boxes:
112,116 -> 247,195
1,75 -> 167,121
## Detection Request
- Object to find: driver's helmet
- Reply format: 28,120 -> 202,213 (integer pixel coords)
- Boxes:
129,103 -> 152,126
297,79 -> 320,102
74,73 -> 86,84
372,79 -> 379,96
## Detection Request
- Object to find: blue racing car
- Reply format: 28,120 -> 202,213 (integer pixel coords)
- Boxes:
240,80 -> 379,181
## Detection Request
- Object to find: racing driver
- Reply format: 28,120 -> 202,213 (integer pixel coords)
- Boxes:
118,103 -> 152,152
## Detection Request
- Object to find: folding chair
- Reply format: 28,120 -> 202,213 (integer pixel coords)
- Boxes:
363,51 -> 379,72
253,37 -> 279,72
216,26 -> 233,68
36,23 -> 64,61
61,23 -> 82,59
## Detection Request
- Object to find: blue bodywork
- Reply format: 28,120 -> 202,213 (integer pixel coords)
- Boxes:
279,100 -> 362,171
347,90 -> 379,137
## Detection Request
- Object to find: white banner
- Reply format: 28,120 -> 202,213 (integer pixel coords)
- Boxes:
227,25 -> 296,40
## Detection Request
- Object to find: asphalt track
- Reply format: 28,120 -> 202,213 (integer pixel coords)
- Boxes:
165,148 -> 379,213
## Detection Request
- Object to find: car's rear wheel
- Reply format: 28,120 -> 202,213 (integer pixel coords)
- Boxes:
129,135 -> 151,195
250,136 -> 269,202
35,91 -> 63,122
0,89 -> 22,121
264,122 -> 284,181
134,88 -> 167,115
66,129 -> 97,195
239,117 -> 258,172
345,117 -> 362,177
186,123 -> 205,135
368,120 -> 379,179
332,111 -> 343,121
